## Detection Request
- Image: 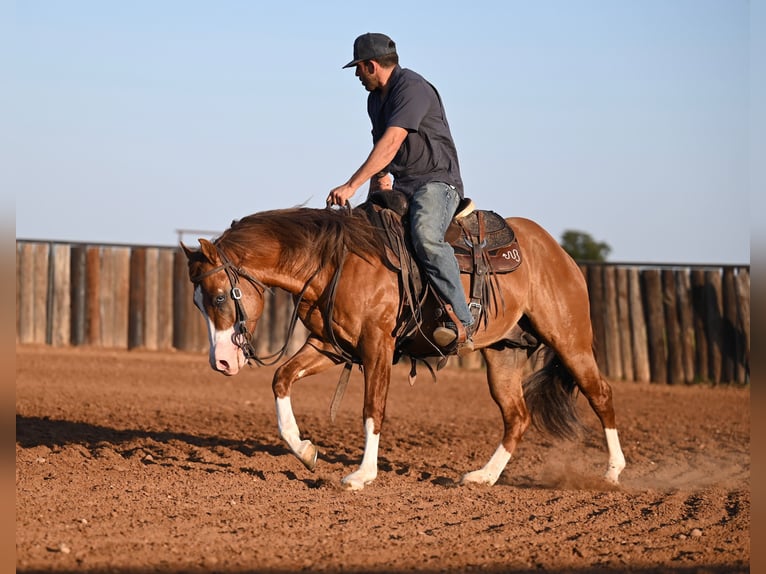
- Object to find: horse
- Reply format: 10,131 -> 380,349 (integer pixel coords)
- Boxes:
182,205 -> 626,491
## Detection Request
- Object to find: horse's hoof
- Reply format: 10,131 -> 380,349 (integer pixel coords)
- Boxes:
341,478 -> 366,491
341,470 -> 375,491
297,441 -> 318,472
460,470 -> 496,486
604,469 -> 621,485
604,462 -> 624,485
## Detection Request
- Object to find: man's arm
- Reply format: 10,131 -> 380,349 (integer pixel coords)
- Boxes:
327,126 -> 407,206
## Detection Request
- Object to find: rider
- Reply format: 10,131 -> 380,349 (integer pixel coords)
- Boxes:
327,32 -> 475,351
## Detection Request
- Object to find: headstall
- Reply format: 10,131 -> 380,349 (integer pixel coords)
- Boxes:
190,244 -> 314,367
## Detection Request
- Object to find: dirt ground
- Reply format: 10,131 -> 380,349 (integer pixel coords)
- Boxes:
16,345 -> 749,573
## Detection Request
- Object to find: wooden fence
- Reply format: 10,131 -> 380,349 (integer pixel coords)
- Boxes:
16,240 -> 749,384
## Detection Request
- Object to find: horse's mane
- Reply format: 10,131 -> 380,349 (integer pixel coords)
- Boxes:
216,206 -> 385,274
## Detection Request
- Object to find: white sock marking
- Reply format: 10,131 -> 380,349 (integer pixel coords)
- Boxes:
276,396 -> 301,452
358,418 -> 380,473
483,444 -> 512,482
604,428 -> 626,482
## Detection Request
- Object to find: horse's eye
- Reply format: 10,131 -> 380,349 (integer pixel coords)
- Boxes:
214,294 -> 226,306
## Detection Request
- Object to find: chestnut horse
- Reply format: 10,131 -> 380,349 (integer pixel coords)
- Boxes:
182,206 -> 625,490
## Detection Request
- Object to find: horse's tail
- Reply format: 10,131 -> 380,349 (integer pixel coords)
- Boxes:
522,347 -> 585,439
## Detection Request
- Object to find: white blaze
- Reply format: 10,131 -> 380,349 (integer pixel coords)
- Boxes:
193,285 -> 243,374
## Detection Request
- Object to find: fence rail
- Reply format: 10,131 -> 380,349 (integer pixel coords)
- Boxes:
16,240 -> 749,384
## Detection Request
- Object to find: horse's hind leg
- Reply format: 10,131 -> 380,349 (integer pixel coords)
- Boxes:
535,316 -> 626,483
523,256 -> 625,483
461,346 -> 530,486
563,352 -> 626,483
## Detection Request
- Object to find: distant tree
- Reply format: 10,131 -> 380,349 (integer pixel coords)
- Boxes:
560,230 -> 611,262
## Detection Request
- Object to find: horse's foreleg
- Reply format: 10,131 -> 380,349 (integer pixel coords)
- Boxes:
340,355 -> 391,491
461,347 -> 529,486
272,337 -> 338,471
340,417 -> 380,490
275,395 -> 318,471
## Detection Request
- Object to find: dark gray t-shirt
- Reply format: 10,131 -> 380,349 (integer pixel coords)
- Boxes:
367,66 -> 464,197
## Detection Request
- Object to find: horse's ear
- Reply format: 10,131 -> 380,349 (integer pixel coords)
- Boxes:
198,238 -> 218,264
180,241 -> 196,260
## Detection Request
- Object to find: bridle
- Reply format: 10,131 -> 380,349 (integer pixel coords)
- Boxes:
190,245 -> 308,367
188,235 -> 362,421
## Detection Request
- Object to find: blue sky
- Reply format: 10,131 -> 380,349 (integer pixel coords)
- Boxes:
10,0 -> 757,264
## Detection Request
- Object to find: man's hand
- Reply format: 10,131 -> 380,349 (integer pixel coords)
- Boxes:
329,125 -> 404,206
327,183 -> 357,207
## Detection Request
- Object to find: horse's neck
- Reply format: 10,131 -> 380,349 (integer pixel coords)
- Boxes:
246,251 -> 329,300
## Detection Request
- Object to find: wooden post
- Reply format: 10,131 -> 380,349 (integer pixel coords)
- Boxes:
603,266 -> 622,380
704,270 -> 724,384
173,248 -> 208,353
143,248 -> 160,350
86,247 -> 101,346
157,248 -> 175,350
129,248 -> 147,350
16,243 -> 21,343
16,243 -> 52,344
99,247 -> 130,348
721,267 -> 738,383
31,243 -> 50,345
734,268 -> 750,383
616,268 -> 634,381
50,244 -> 71,347
18,244 -> 35,344
70,245 -> 88,346
690,269 -> 710,382
628,268 -> 650,383
675,270 -> 696,383
112,247 -> 131,349
173,249 -> 191,351
99,247 -> 115,347
586,265 -> 607,373
662,269 -> 683,384
642,269 -> 666,383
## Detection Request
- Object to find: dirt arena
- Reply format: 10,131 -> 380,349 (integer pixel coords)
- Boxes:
16,345 -> 749,573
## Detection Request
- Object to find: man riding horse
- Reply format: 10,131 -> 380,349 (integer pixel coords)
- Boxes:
327,32 -> 475,352
183,32 -> 626,491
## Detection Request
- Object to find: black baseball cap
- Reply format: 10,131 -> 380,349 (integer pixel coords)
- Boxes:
342,33 -> 397,69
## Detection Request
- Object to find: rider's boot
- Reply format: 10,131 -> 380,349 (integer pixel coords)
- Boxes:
433,304 -> 475,351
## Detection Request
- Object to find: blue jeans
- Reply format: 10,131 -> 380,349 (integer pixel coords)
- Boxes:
409,182 -> 474,327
